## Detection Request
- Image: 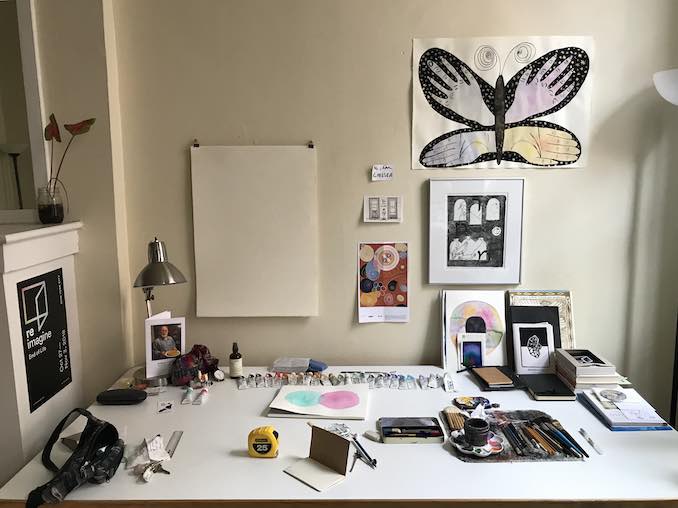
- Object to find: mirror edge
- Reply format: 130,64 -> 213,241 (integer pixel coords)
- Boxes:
0,0 -> 46,224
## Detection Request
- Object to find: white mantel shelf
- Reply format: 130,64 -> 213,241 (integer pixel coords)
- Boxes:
0,221 -> 83,274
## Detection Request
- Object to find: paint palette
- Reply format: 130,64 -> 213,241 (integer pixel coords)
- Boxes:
449,430 -> 504,458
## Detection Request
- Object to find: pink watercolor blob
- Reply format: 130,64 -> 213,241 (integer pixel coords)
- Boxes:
319,390 -> 360,409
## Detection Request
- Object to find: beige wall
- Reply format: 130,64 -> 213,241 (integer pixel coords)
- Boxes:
107,0 -> 678,414
35,0 -> 128,403
32,0 -> 678,416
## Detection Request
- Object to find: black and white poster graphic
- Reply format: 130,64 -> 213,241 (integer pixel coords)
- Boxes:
447,195 -> 506,267
17,268 -> 71,413
512,321 -> 554,375
519,327 -> 549,368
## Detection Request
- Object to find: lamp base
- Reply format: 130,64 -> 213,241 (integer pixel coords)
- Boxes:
133,367 -> 169,388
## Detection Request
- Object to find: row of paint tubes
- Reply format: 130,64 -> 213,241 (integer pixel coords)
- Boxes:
235,371 -> 456,392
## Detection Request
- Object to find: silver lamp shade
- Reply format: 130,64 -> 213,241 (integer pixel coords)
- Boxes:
134,238 -> 187,288
654,69 -> 678,106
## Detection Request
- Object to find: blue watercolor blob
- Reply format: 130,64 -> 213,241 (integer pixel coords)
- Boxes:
285,391 -> 321,407
365,261 -> 380,281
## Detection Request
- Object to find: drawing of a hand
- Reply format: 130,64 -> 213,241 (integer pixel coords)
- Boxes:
506,56 -> 575,123
421,130 -> 494,167
426,59 -> 494,126
503,126 -> 580,165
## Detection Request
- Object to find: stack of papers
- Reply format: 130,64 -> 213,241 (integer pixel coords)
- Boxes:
578,386 -> 670,431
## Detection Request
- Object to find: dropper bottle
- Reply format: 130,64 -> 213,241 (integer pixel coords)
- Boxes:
229,342 -> 243,378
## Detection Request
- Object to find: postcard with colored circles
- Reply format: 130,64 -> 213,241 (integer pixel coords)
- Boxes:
267,385 -> 369,420
357,242 -> 409,324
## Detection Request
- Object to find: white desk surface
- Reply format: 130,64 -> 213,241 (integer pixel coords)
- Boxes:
1,366 -> 678,505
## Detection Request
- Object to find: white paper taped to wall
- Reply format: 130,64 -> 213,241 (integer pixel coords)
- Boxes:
190,145 -> 318,317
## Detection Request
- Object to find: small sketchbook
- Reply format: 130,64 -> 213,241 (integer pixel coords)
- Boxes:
579,387 -> 670,431
521,373 -> 576,401
268,385 -> 369,420
284,426 -> 350,492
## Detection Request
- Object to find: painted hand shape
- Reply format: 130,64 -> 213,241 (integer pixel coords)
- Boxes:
426,59 -> 494,126
420,130 -> 495,167
503,125 -> 580,165
505,56 -> 574,123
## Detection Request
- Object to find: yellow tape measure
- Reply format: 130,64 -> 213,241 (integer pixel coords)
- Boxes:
248,426 -> 279,458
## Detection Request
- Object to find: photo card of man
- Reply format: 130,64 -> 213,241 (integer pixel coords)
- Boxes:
358,242 -> 409,323
145,317 -> 186,378
512,322 -> 555,375
458,333 -> 486,370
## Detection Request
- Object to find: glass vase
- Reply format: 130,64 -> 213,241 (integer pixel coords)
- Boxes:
37,186 -> 65,224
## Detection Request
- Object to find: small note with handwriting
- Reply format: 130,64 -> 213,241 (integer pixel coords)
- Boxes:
371,164 -> 393,181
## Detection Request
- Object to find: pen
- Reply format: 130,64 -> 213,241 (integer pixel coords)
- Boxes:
351,434 -> 377,469
501,424 -> 524,456
508,423 -> 528,449
387,432 -> 443,438
545,424 -> 582,458
579,428 -> 603,455
551,421 -> 589,458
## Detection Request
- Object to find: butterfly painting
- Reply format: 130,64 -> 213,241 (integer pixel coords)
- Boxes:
412,37 -> 593,169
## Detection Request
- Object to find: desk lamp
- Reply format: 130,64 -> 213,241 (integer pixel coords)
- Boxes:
653,68 -> 678,427
133,237 -> 187,317
133,237 -> 186,384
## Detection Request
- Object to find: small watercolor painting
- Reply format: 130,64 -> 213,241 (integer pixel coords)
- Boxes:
268,385 -> 369,420
442,290 -> 507,371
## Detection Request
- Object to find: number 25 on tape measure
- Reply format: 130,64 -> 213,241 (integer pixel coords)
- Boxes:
248,426 -> 279,458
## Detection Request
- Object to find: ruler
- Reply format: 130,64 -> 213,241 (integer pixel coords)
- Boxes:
166,430 -> 184,458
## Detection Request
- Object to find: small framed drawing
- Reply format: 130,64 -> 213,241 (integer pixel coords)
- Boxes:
363,196 -> 403,223
145,317 -> 186,378
508,290 -> 575,348
429,178 -> 524,284
512,322 -> 555,375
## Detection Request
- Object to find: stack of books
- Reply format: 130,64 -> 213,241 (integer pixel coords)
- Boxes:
578,386 -> 670,431
555,349 -> 621,390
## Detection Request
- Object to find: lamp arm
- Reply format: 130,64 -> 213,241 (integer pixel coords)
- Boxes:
143,287 -> 155,318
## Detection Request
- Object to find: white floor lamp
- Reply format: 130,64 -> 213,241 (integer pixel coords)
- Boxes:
653,68 -> 678,427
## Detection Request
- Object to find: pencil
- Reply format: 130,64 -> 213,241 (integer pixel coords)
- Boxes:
532,423 -> 563,453
517,424 -> 541,454
525,426 -> 554,455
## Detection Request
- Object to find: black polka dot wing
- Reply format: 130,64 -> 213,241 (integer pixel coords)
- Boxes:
501,47 -> 590,167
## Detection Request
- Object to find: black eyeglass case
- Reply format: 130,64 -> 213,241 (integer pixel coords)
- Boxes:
96,389 -> 147,405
